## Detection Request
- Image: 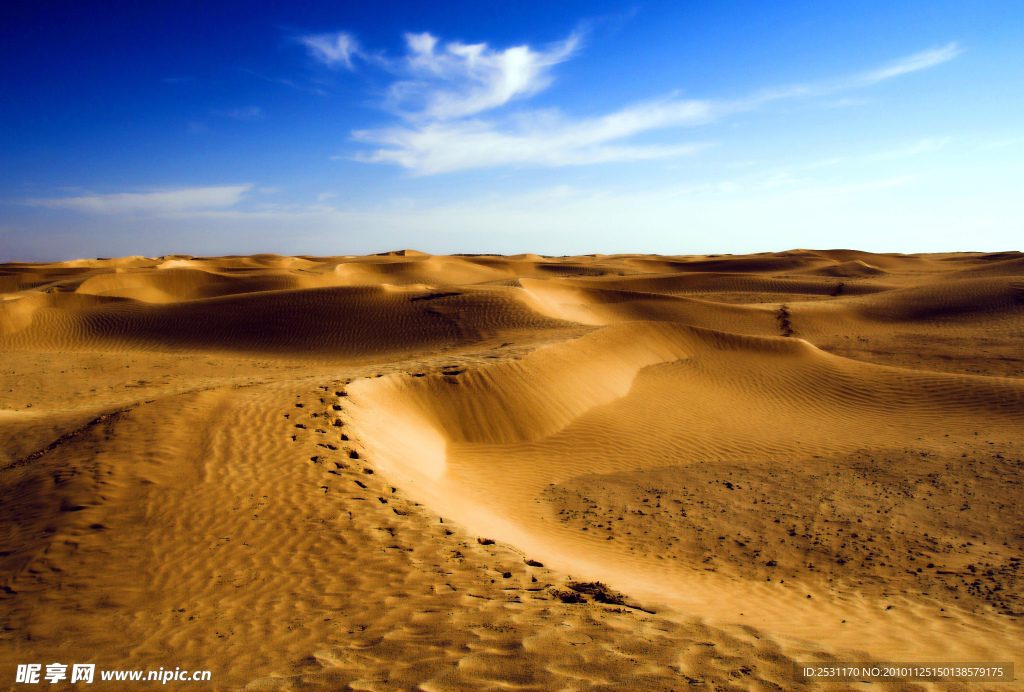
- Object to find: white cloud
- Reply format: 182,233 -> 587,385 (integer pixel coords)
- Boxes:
300,32 -> 361,70
338,34 -> 963,175
385,32 -> 580,120
27,185 -> 253,214
351,98 -> 714,174
330,29 -> 717,173
856,43 -> 962,85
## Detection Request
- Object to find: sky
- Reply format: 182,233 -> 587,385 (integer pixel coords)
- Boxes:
1,1 -> 1022,260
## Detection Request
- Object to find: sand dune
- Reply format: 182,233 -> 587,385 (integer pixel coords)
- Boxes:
803,259 -> 887,277
1,250 -> 1022,690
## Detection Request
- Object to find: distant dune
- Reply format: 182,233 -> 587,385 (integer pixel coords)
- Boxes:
1,250 -> 1022,690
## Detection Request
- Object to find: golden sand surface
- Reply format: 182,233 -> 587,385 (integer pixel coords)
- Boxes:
1,249 -> 1022,690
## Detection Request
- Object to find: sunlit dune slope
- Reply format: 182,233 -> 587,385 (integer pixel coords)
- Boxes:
345,317 -> 1024,671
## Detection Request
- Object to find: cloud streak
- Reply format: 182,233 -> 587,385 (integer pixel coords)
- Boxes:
856,43 -> 962,85
352,97 -> 714,174
27,185 -> 253,214
300,32 -> 361,70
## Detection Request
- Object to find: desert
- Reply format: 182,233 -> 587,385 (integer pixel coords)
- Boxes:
1,249 -> 1022,690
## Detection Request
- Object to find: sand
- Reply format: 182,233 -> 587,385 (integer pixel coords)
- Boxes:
1,249 -> 1022,690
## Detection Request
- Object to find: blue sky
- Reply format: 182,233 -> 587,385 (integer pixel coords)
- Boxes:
2,1 -> 1022,260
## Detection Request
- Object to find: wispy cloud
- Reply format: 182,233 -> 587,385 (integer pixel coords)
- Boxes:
383,31 -> 580,120
300,31 -> 361,70
341,30 -> 717,173
855,43 -> 962,85
351,97 -> 714,174
26,185 -> 252,214
334,33 -> 963,175
212,106 -> 265,120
